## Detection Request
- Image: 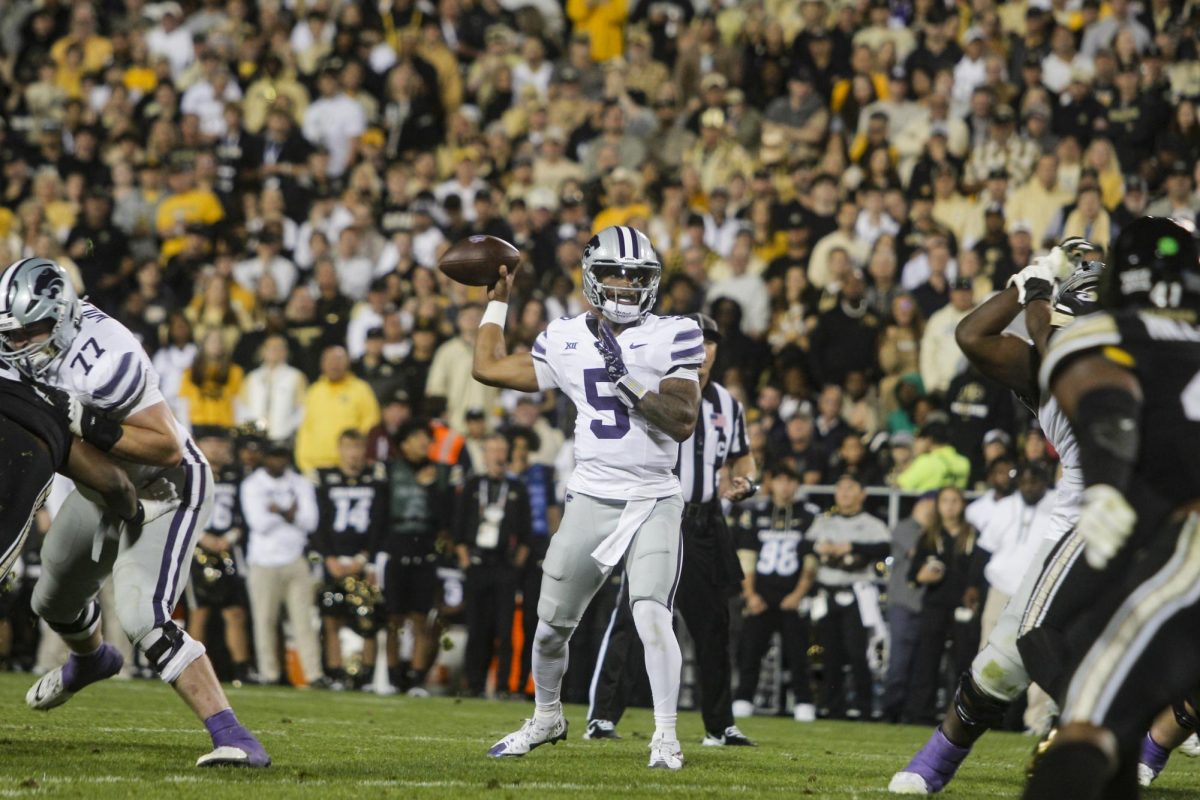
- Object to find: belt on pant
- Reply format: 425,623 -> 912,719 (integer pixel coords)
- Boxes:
683,501 -> 717,520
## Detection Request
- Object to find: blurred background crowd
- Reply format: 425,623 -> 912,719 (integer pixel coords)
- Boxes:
0,0 -> 1195,725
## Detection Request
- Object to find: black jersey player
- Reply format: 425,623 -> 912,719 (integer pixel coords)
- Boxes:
1024,217 -> 1200,799
312,429 -> 387,689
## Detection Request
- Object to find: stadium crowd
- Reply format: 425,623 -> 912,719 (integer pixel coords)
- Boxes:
0,0 -> 1196,725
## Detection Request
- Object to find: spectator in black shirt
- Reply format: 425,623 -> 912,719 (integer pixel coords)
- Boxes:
66,188 -> 130,309
779,410 -> 827,485
808,270 -> 881,387
902,487 -> 980,724
454,434 -> 531,697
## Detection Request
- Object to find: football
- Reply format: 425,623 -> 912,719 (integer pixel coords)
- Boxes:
438,235 -> 520,287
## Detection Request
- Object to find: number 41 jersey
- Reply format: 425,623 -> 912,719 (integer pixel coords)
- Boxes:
1040,309 -> 1200,533
532,313 -> 705,500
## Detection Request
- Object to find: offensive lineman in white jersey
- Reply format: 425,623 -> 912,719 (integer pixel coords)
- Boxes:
890,241 -> 1098,794
0,258 -> 269,768
473,226 -> 704,770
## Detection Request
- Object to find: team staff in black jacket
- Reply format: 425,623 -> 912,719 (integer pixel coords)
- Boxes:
454,433 -> 531,697
733,463 -> 822,722
312,429 -> 387,689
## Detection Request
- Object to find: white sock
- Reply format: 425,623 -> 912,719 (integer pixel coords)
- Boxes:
532,620 -> 572,722
632,599 -> 681,742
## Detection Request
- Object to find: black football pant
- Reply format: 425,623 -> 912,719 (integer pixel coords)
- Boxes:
589,509 -> 739,734
463,561 -> 517,695
1025,514 -> 1200,800
817,589 -> 872,718
0,417 -> 54,581
735,600 -> 813,706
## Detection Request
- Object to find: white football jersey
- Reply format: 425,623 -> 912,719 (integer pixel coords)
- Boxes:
1037,394 -> 1081,542
42,302 -> 197,488
532,313 -> 704,500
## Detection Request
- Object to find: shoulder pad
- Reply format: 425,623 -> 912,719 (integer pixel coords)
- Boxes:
1038,312 -> 1120,393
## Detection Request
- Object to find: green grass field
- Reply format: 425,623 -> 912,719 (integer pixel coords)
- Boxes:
0,673 -> 1197,798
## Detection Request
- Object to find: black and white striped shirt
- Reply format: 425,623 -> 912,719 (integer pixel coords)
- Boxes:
674,381 -> 749,504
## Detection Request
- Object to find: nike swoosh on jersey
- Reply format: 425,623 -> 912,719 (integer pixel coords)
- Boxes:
629,343 -> 648,349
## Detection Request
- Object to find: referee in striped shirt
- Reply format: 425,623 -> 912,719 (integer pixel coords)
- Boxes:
584,313 -> 759,746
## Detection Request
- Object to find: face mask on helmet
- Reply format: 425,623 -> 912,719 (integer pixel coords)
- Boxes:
582,227 -> 663,324
1050,261 -> 1103,328
587,264 -> 659,324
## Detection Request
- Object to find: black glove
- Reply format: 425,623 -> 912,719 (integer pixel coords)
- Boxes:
34,381 -> 124,452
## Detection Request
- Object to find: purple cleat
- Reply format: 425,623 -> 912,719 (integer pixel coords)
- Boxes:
1137,732 -> 1171,787
26,642 -> 125,710
197,709 -> 271,767
888,727 -> 972,794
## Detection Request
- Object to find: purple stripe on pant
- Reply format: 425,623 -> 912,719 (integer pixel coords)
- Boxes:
152,441 -> 206,625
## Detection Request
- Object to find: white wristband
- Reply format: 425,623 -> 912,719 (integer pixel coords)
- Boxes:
480,301 -> 508,329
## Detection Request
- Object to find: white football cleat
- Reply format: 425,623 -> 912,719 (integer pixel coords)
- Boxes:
731,699 -> 755,718
794,703 -> 817,722
1136,762 -> 1158,788
648,734 -> 684,770
887,772 -> 932,794
26,669 -> 73,711
488,713 -> 568,758
1180,734 -> 1200,757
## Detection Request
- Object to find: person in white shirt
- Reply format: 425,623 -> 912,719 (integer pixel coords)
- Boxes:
152,311 -> 198,419
702,188 -> 743,259
965,455 -> 1016,534
241,445 -> 322,687
345,280 -> 390,361
410,202 -> 448,268
145,4 -> 195,79
302,66 -> 367,177
511,37 -> 554,100
233,230 -> 297,303
434,159 -> 488,222
706,234 -> 770,337
333,226 -> 377,301
180,66 -> 243,138
973,462 -> 1056,645
236,334 -> 308,442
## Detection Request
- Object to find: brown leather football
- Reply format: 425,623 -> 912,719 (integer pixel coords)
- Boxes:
438,235 -> 520,287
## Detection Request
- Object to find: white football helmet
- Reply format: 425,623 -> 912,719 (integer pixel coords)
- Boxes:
0,258 -> 82,378
582,225 -> 662,325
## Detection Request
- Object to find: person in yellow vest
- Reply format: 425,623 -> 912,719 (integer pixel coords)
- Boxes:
295,346 -> 382,473
50,5 -> 113,74
156,161 -> 224,261
178,330 -> 245,429
896,418 -> 971,491
591,167 -> 652,232
566,0 -> 628,63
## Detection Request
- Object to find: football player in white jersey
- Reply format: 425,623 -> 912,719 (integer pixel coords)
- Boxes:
0,258 -> 269,768
889,241 -> 1098,793
473,226 -> 704,770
